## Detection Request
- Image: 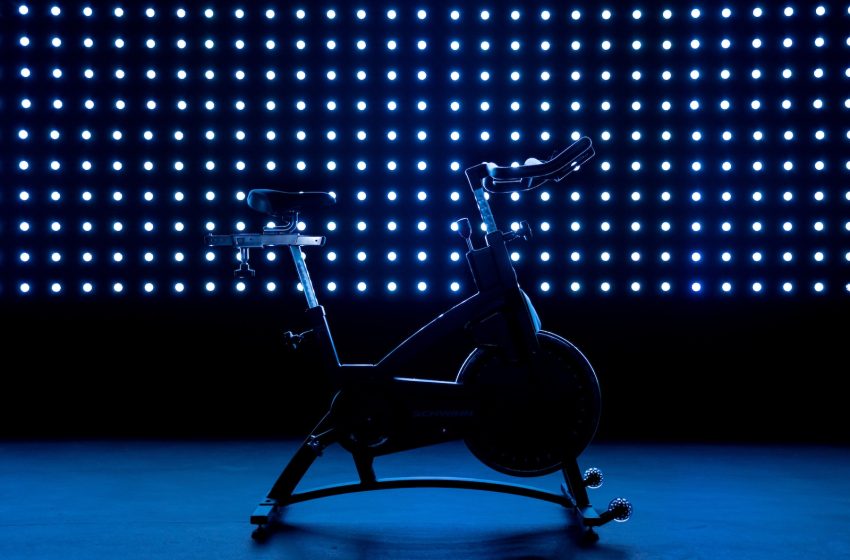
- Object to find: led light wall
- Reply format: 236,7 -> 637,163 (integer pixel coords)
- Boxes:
3,3 -> 848,299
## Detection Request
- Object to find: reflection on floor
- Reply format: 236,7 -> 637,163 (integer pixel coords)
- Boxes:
1,439 -> 849,559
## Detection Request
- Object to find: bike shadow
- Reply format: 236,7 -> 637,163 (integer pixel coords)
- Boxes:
252,518 -> 632,560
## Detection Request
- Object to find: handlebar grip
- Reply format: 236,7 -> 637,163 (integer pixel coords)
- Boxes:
486,137 -> 594,181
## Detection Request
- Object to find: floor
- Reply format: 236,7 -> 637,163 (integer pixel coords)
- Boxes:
1,439 -> 848,559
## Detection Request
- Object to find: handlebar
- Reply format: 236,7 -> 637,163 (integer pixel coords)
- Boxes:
483,137 -> 595,193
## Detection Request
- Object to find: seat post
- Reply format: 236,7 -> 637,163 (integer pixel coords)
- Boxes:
289,246 -> 319,309
290,245 -> 341,370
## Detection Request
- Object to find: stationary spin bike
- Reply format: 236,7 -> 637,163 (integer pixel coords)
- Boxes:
206,137 -> 631,542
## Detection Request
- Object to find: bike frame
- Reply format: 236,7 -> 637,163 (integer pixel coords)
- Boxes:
296,163 -> 542,385
245,164 -> 544,458
215,138 -> 631,542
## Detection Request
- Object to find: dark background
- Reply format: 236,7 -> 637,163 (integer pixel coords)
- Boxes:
2,2 -> 848,444
4,296 -> 847,443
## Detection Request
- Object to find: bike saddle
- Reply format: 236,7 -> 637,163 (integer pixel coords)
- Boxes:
247,189 -> 336,218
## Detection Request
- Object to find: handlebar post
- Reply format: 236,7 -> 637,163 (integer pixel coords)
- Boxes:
465,163 -> 499,233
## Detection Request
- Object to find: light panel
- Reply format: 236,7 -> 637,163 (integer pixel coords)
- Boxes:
2,3 -> 847,299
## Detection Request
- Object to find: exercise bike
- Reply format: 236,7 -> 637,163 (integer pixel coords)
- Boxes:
205,137 -> 631,542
